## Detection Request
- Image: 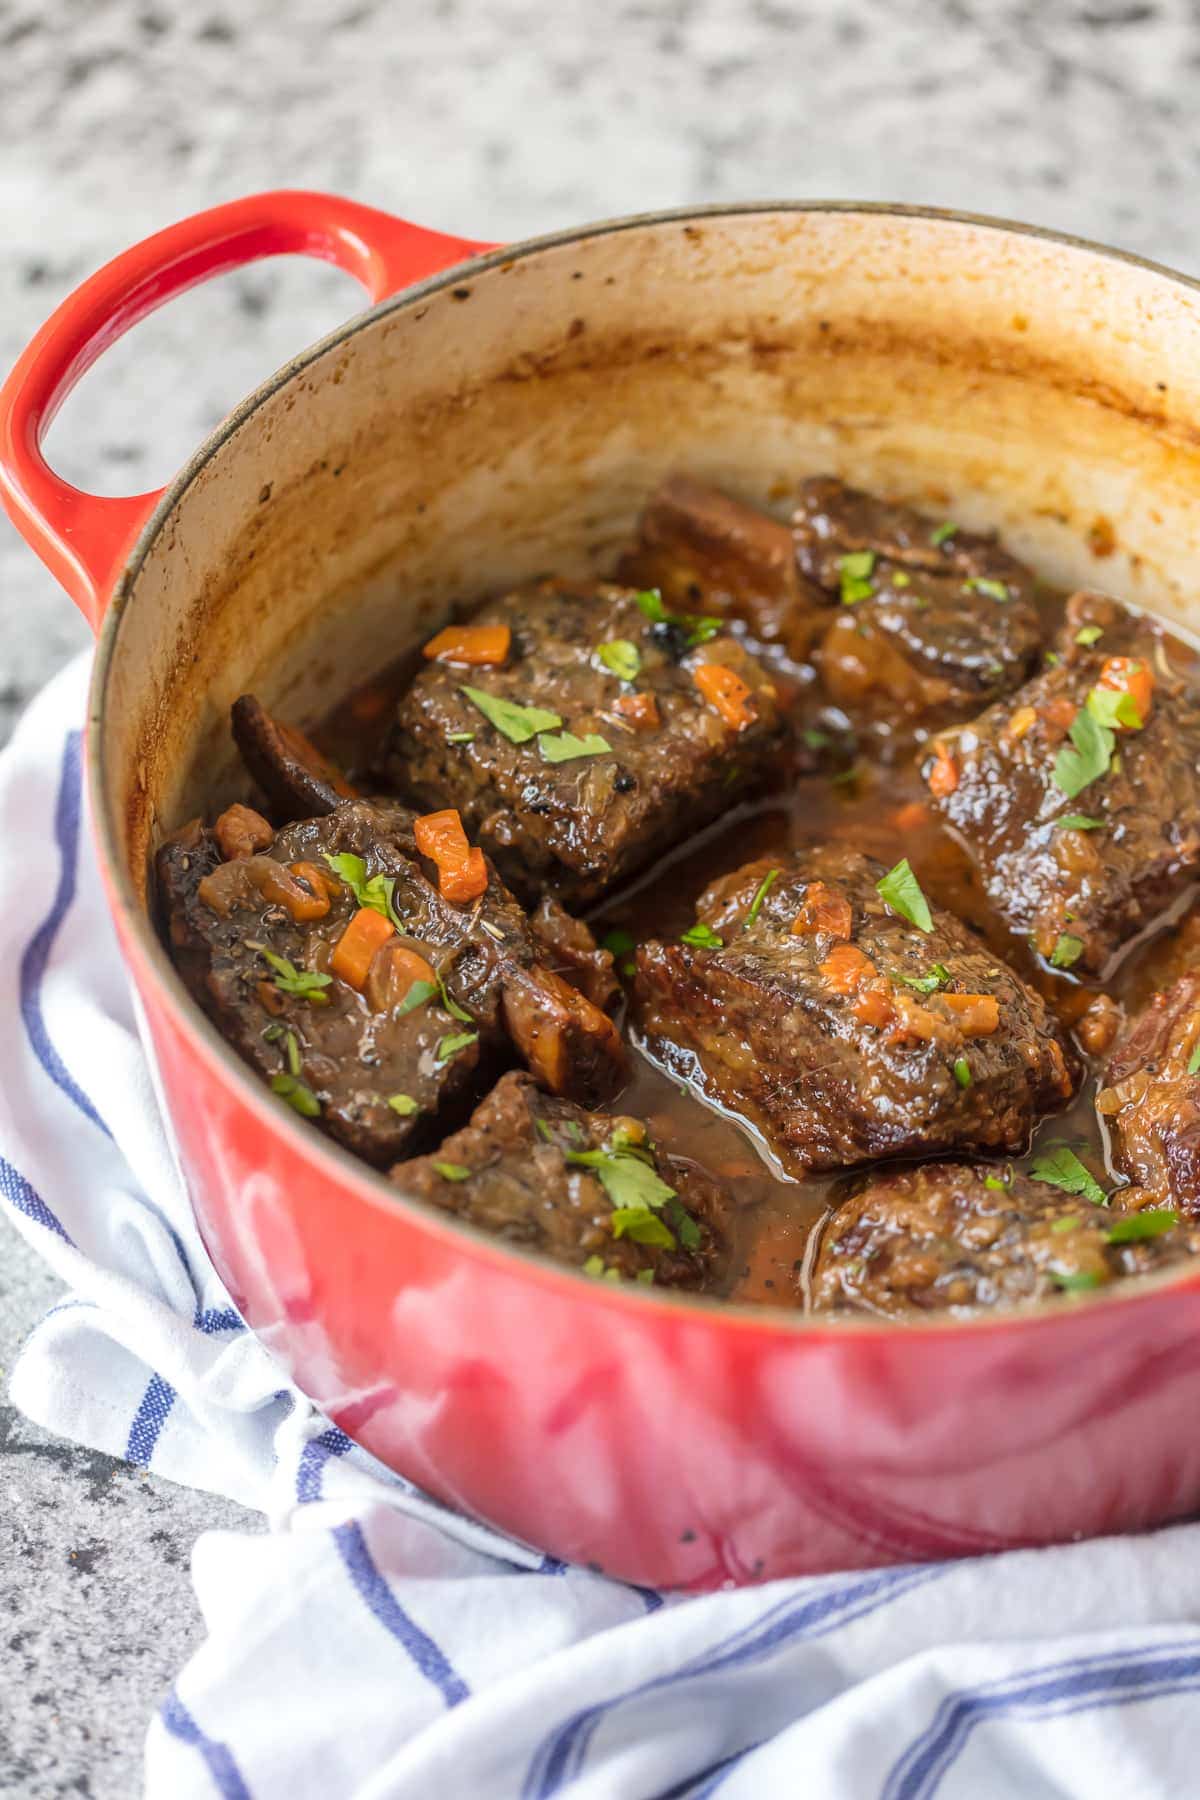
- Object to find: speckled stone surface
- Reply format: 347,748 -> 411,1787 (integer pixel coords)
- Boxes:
5,0 -> 1200,1792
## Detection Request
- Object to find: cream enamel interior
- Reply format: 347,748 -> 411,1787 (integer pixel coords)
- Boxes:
95,205 -> 1200,901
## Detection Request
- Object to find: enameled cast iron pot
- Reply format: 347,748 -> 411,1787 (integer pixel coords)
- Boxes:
7,191 -> 1200,1589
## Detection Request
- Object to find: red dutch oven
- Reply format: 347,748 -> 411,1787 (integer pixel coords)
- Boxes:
6,190 -> 1200,1591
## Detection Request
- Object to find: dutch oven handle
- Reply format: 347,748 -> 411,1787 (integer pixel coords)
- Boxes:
0,191 -> 492,630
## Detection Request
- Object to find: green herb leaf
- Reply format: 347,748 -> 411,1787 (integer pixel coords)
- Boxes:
270,1072 -> 321,1117
601,928 -> 635,957
1029,1144 -> 1107,1206
891,571 -> 911,589
895,963 -> 951,994
802,727 -> 831,750
1106,1208 -> 1178,1243
262,1023 -> 284,1043
966,577 -> 1010,601
460,685 -> 562,743
838,550 -> 876,606
566,1143 -> 677,1213
1075,624 -> 1104,647
680,922 -> 724,949
447,730 -> 475,744
321,853 -> 401,927
1049,933 -> 1084,970
1086,684 -> 1142,732
636,1267 -> 655,1284
667,1198 -> 702,1250
953,1056 -> 972,1088
984,1174 -> 1010,1191
435,1162 -> 471,1182
582,1254 -> 607,1278
1045,651 -> 1062,668
876,858 -> 933,933
634,588 -> 721,645
745,868 -> 780,929
597,638 -> 641,682
1050,1214 -> 1081,1234
931,521 -> 957,547
610,1205 -> 677,1248
1053,1269 -> 1104,1292
248,943 -> 334,1001
1053,708 -> 1114,799
396,979 -> 437,1018
1057,814 -> 1104,832
436,1030 -> 478,1063
435,975 -> 473,1023
537,730 -> 613,764
283,1029 -> 302,1077
1188,1042 -> 1200,1076
387,1093 -> 419,1116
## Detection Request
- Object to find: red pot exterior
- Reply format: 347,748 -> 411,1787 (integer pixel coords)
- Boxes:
14,193 -> 1200,1589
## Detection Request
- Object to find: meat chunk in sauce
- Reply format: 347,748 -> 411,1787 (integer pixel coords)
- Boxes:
156,798 -> 625,1166
395,1070 -> 729,1289
930,593 -> 1200,976
1099,972 -> 1200,1215
810,1161 -> 1199,1318
385,579 -> 785,906
618,474 -> 826,664
794,477 -> 1043,729
633,844 -> 1073,1177
232,693 -> 358,820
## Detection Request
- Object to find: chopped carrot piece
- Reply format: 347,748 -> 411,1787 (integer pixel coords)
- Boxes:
440,846 -> 489,903
215,803 -> 273,861
791,881 -> 853,940
414,809 -> 489,903
331,906 -> 395,990
365,942 -> 437,1012
1042,696 -> 1078,734
692,662 -> 756,731
892,801 -> 930,832
250,859 -> 329,922
927,741 -> 958,798
1006,705 -> 1037,741
820,943 -> 876,994
941,992 -> 1000,1036
422,623 -> 512,667
613,692 -> 661,731
288,860 -> 341,904
1097,655 -> 1154,727
852,988 -> 895,1029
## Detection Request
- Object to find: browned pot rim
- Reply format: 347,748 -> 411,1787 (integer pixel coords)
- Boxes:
88,198 -> 1200,1336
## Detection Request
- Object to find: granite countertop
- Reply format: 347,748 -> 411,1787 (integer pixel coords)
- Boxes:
4,0 -> 1200,1792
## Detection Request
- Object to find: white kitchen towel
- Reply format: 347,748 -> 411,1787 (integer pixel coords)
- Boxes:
5,653 -> 1200,1800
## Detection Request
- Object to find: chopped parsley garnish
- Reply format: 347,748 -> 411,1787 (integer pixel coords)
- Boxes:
1049,933 -> 1084,970
597,638 -> 641,682
447,730 -> 475,744
895,963 -> 951,993
387,1093 -> 419,1116
802,727 -> 831,750
744,868 -> 779,929
283,1029 -> 301,1077
1029,1144 -> 1107,1206
324,853 -> 402,928
435,1162 -> 471,1182
436,1030 -> 478,1062
1045,651 -> 1062,667
1050,1214 -> 1080,1234
262,1023 -> 284,1043
1106,1208 -> 1178,1243
1188,1042 -> 1200,1076
566,1139 -> 677,1214
966,577 -> 1009,601
270,1072 -> 320,1117
876,859 -> 933,932
1053,1269 -> 1104,1292
397,978 -> 437,1017
1057,814 -> 1104,832
602,927 -> 635,957
838,550 -> 876,606
247,943 -> 333,1002
667,1197 -> 702,1250
984,1173 -> 1011,1191
1075,625 -> 1104,647
1086,684 -> 1142,732
681,922 -> 724,949
891,571 -> 911,589
610,1206 -> 676,1248
459,686 -> 562,743
953,1056 -> 972,1088
436,975 -> 473,1023
1053,708 -> 1114,800
931,521 -> 957,547
538,730 -> 613,764
634,588 -> 721,646
582,1255 -> 624,1282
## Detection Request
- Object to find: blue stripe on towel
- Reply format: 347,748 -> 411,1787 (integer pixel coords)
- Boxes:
884,1635 -> 1200,1800
296,1425 -> 354,1503
333,1518 -> 471,1707
161,1688 -> 253,1799
125,1371 -> 177,1467
18,729 -> 111,1137
0,1154 -> 74,1243
524,1562 -> 945,1797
